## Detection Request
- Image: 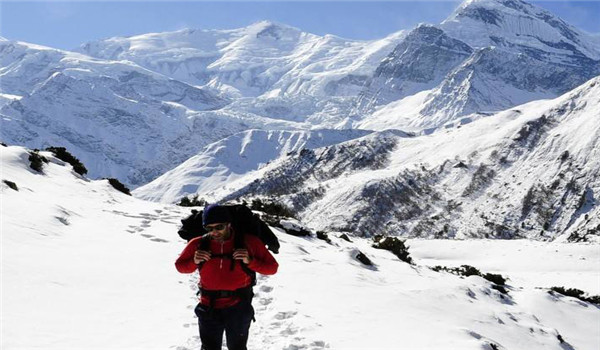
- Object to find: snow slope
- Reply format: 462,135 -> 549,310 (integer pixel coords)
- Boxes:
1,145 -> 193,348
2,145 -> 599,349
134,129 -> 373,203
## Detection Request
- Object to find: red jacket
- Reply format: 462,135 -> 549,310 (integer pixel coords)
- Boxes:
175,232 -> 278,308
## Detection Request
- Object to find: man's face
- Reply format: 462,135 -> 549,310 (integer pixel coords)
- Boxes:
204,223 -> 231,242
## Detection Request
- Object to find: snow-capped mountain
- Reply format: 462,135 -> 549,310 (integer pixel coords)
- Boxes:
355,0 -> 600,131
0,40 -> 304,186
78,21 -> 406,99
442,0 -> 600,59
1,0 -> 599,192
1,23 -> 405,187
2,144 -> 598,349
77,21 -> 407,127
210,76 -> 600,241
133,128 -> 373,203
0,40 -> 227,109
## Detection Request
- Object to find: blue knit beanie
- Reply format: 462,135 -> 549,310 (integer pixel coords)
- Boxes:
202,204 -> 232,226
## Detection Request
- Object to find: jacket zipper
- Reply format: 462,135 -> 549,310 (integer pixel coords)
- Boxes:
219,241 -> 224,269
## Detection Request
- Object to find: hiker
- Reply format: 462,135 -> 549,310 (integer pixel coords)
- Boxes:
175,204 -> 279,350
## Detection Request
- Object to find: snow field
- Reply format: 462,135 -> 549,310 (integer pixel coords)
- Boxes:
2,145 -> 599,349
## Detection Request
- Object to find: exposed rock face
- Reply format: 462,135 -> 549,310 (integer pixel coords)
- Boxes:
419,46 -> 600,120
357,25 -> 473,110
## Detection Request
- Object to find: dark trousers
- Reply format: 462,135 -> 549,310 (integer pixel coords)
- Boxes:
194,301 -> 255,350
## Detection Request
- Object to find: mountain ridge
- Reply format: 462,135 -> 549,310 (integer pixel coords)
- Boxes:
205,75 -> 600,241
133,128 -> 374,203
77,20 -> 406,98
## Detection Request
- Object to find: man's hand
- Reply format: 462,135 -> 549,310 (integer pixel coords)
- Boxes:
194,250 -> 211,265
233,249 -> 252,264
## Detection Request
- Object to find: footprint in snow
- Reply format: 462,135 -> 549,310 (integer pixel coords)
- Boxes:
274,311 -> 297,320
128,225 -> 144,232
258,297 -> 273,306
297,247 -> 310,254
140,233 -> 169,243
310,340 -> 328,348
283,340 -> 329,350
464,329 -> 503,349
259,285 -> 274,293
279,324 -> 299,336
255,284 -> 275,309
173,336 -> 200,350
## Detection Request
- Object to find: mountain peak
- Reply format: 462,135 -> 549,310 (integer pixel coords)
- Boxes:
248,20 -> 284,29
245,20 -> 302,40
451,0 -> 558,25
442,0 -> 599,59
458,0 -> 531,10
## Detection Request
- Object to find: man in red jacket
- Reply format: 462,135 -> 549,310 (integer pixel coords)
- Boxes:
175,204 -> 278,350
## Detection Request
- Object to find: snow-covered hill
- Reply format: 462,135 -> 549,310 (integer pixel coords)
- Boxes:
213,76 -> 600,241
2,144 -> 599,349
133,128 -> 373,203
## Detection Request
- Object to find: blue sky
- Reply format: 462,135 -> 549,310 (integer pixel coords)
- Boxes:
0,1 -> 599,51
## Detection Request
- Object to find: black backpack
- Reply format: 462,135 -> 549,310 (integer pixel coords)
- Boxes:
177,204 -> 280,254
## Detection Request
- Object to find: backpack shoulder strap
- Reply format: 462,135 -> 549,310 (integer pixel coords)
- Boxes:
233,226 -> 245,250
240,263 -> 257,286
229,229 -> 256,285
196,234 -> 212,270
198,233 -> 211,250
229,228 -> 245,271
